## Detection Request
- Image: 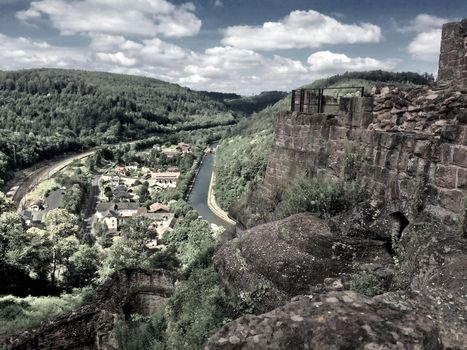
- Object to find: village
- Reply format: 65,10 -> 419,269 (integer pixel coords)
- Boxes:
18,142 -> 196,250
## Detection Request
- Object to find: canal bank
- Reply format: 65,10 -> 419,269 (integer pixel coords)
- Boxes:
188,150 -> 235,228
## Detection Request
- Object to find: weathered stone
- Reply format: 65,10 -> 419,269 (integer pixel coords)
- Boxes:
206,291 -> 444,350
452,146 -> 467,167
438,188 -> 464,213
435,165 -> 458,188
215,213 -> 392,314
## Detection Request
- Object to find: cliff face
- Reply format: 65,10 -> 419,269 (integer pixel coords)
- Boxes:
5,269 -> 178,350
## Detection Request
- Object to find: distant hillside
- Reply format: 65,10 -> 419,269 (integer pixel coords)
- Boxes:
201,90 -> 287,115
0,68 -> 236,185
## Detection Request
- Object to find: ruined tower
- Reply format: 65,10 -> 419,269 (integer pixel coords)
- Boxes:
438,19 -> 467,88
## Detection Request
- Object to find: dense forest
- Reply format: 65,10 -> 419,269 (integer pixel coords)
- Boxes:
0,69 -> 241,186
202,90 -> 288,115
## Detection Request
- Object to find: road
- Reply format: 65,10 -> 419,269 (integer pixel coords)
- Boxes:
4,138 -> 144,211
6,150 -> 96,210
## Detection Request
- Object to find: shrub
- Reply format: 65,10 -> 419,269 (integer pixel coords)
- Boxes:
273,174 -> 367,220
350,271 -> 386,297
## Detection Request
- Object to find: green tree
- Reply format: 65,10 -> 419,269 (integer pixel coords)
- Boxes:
0,191 -> 14,214
64,244 -> 101,288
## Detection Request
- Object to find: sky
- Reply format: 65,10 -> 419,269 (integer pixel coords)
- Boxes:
0,0 -> 465,94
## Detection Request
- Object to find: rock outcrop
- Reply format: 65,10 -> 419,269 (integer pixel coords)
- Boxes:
206,291 -> 445,350
211,213 -> 467,348
5,269 -> 178,350
214,213 -> 393,313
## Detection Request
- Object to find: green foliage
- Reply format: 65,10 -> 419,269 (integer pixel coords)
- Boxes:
162,218 -> 214,269
273,174 -> 367,220
0,289 -> 90,338
165,266 -> 235,349
350,271 -> 386,297
214,133 -> 273,210
116,312 -> 168,350
145,247 -> 180,271
0,68 -> 236,185
0,191 -> 14,214
302,70 -> 434,89
224,91 -> 287,115
342,145 -> 365,181
234,282 -> 272,315
63,244 -> 101,288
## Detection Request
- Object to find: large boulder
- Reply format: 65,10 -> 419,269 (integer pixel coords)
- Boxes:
214,213 -> 393,313
206,290 -> 444,350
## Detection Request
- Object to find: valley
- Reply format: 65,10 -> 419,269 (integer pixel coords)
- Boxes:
0,11 -> 465,350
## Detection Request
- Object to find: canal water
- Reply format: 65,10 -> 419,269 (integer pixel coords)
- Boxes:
188,152 -> 232,228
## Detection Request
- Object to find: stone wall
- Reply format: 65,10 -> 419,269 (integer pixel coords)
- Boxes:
438,19 -> 467,88
263,99 -> 466,226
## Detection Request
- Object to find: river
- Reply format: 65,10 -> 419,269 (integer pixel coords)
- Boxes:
188,152 -> 233,228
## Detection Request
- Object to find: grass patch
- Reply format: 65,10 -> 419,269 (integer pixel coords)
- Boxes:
0,289 -> 90,339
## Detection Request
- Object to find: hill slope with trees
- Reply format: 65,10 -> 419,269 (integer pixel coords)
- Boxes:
0,69 -> 237,185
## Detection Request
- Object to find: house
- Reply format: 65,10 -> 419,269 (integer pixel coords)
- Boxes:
112,184 -> 133,200
147,212 -> 176,238
148,202 -> 170,213
161,147 -> 181,158
114,166 -> 129,176
95,202 -> 175,237
96,202 -> 140,233
147,172 -> 180,188
22,189 -> 66,226
177,142 -> 191,155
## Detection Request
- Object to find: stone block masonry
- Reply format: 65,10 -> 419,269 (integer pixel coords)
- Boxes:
261,18 -> 467,228
438,19 -> 467,88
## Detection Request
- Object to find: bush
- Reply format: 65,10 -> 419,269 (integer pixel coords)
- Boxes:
0,289 -> 90,338
350,271 -> 386,297
273,174 -> 367,220
116,312 -> 168,350
165,266 -> 235,349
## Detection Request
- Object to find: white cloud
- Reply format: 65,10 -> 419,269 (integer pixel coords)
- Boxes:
221,9 -> 382,50
0,31 -> 398,93
214,0 -> 223,7
407,29 -> 442,62
307,51 -> 394,75
0,33 -> 87,68
401,14 -> 450,62
17,0 -> 201,37
396,14 -> 449,33
95,52 -> 139,67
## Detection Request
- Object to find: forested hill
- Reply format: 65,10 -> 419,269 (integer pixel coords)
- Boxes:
0,68 -> 238,185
